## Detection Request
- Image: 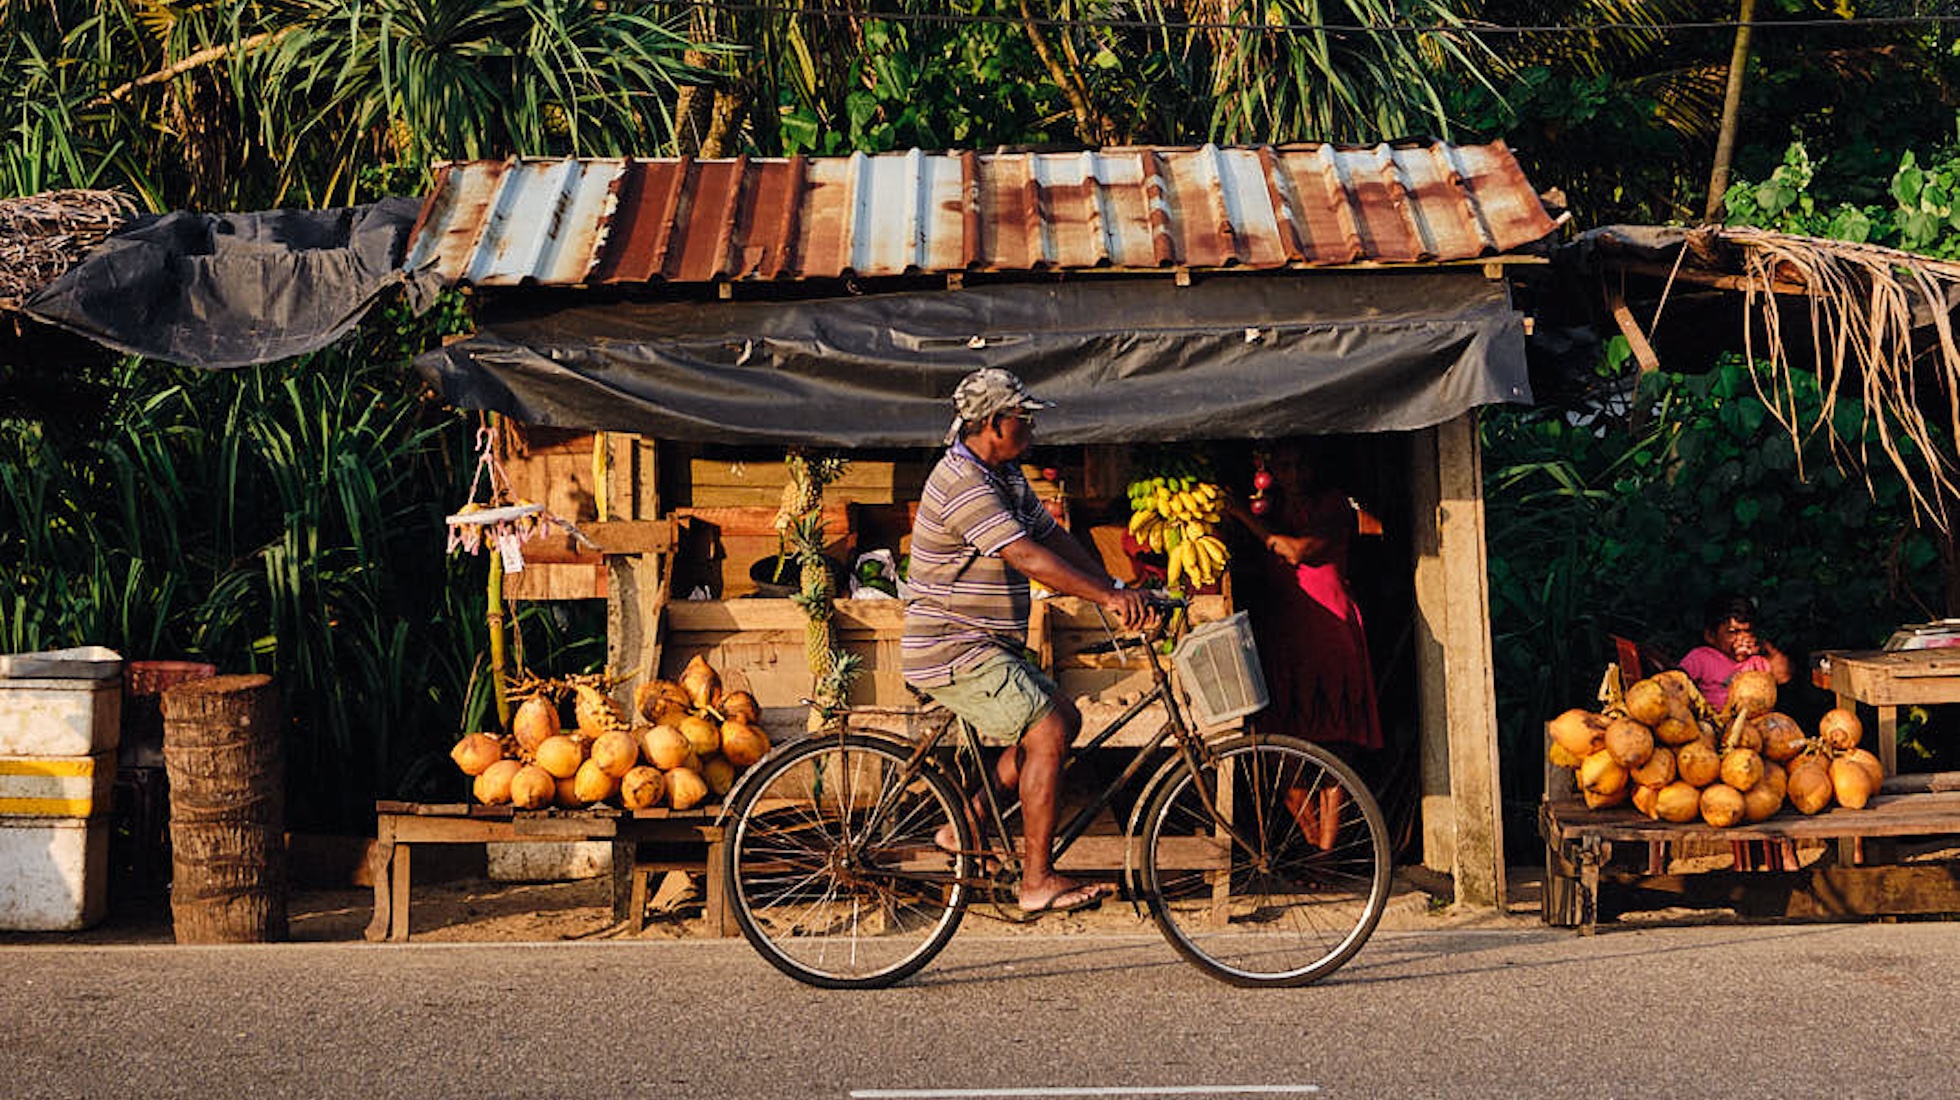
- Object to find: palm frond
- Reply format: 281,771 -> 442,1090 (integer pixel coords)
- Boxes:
1720,226 -> 1960,528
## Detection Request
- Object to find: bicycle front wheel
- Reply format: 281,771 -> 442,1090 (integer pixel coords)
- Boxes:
724,733 -> 972,989
1140,734 -> 1390,987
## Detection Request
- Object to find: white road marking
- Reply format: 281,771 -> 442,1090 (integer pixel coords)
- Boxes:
850,1087 -> 1321,1098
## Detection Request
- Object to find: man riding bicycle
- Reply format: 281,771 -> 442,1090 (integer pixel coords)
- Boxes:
902,368 -> 1154,917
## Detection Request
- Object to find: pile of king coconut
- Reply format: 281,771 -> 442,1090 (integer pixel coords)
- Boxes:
1550,666 -> 1881,826
447,655 -> 770,812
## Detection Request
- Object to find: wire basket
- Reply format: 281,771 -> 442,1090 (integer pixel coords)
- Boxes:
1171,611 -> 1270,728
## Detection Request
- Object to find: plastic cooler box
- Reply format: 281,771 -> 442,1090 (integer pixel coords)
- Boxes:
0,647 -> 122,930
1171,612 -> 1270,728
0,646 -> 123,756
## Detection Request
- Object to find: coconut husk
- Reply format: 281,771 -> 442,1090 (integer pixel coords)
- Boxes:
0,189 -> 138,312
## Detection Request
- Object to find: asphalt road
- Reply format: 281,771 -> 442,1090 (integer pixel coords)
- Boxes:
4,921 -> 1956,1099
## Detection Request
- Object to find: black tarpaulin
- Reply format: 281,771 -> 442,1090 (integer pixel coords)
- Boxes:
23,198 -> 440,369
416,271 -> 1531,445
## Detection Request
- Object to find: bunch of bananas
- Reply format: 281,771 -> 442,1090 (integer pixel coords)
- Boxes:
1126,470 -> 1231,590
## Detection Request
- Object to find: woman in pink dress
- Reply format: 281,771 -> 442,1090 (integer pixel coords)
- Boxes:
1226,443 -> 1383,751
1225,442 -> 1381,848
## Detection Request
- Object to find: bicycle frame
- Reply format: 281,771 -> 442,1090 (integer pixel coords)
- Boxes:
761,609 -> 1247,906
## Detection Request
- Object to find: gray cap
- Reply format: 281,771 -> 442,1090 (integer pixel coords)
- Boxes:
944,368 -> 1055,444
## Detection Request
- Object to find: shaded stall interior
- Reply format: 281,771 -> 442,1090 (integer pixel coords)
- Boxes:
487,414 -> 1492,904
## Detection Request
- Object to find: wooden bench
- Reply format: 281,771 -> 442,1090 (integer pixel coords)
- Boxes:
365,801 -> 735,942
1541,773 -> 1960,933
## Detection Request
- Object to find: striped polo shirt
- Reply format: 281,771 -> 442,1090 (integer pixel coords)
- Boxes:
902,441 -> 1058,687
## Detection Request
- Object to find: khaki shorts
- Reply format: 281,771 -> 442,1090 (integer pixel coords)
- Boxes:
925,651 -> 1058,746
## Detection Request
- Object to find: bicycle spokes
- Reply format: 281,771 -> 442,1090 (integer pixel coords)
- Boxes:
1139,736 -> 1390,987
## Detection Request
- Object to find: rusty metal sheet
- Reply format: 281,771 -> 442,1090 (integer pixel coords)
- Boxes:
414,141 -> 1556,287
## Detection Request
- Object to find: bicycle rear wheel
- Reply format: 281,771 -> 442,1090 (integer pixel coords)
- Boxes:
1140,734 -> 1390,987
724,732 -> 972,989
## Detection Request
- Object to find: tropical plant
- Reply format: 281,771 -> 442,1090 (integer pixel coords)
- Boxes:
247,0 -> 701,204
2,0 -> 700,209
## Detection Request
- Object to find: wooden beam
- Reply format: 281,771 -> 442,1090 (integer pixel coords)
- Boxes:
1410,427 -> 1456,877
1609,260 -> 1812,298
1605,282 -> 1661,373
583,520 -> 678,555
1437,412 -> 1506,908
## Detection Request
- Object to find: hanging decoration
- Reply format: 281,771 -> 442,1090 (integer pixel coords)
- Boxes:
445,420 -> 599,573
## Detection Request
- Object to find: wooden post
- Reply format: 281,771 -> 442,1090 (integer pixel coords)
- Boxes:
1410,414 -> 1507,909
161,674 -> 287,943
1411,428 -> 1456,876
607,435 -> 663,710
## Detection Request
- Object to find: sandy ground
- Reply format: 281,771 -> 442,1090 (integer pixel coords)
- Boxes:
1,861 -> 1547,948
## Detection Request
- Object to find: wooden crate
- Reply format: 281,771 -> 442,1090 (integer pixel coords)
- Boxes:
671,504 -> 852,599
494,426 -> 659,601
660,598 -> 909,719
1047,594 -> 1235,745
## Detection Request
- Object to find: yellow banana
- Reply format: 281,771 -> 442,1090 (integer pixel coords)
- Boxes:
1166,542 -> 1185,586
1129,508 -> 1154,536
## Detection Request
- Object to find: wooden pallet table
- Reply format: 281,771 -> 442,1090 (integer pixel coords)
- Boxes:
365,800 -> 733,942
1817,648 -> 1960,778
1541,773 -> 1960,934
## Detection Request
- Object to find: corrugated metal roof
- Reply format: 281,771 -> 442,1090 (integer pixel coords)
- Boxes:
406,141 -> 1557,287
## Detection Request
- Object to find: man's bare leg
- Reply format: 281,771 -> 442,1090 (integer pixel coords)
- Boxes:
998,696 -> 1109,912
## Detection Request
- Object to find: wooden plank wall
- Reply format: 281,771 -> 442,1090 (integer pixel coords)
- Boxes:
653,594 -> 1239,749
496,427 -> 659,601
679,457 -> 926,598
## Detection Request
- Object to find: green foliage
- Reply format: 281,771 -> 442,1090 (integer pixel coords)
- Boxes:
2,0 -> 699,208
1453,62 -> 1695,225
1721,139 -> 1960,258
771,12 -> 1069,155
0,300 -> 603,830
249,0 -> 699,204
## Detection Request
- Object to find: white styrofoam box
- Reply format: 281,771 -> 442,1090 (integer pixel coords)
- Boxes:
487,840 -> 613,882
0,752 -> 115,818
0,679 -> 121,757
0,816 -> 109,931
0,647 -> 123,680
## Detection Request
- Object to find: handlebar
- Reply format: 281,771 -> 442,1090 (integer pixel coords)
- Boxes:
1093,590 -> 1187,651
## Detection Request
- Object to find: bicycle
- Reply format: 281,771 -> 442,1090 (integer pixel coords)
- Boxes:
717,597 -> 1391,989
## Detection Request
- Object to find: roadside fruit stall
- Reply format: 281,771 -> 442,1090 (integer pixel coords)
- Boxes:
1542,659 -> 1960,932
370,141 -> 1561,933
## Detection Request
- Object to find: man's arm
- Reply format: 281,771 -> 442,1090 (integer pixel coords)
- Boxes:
1038,525 -> 1112,581
1000,535 -> 1152,630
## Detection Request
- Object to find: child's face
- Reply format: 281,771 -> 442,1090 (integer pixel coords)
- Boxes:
1706,618 -> 1761,661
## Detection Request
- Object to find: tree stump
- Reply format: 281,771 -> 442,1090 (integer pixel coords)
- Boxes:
162,674 -> 287,943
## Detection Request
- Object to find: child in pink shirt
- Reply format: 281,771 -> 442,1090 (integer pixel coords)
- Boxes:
1678,593 -> 1794,710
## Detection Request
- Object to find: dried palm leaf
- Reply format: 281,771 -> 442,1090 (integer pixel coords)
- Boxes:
0,189 -> 137,309
1722,226 -> 1960,529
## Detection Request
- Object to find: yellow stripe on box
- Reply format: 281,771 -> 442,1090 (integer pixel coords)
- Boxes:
0,797 -> 96,816
0,758 -> 97,778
